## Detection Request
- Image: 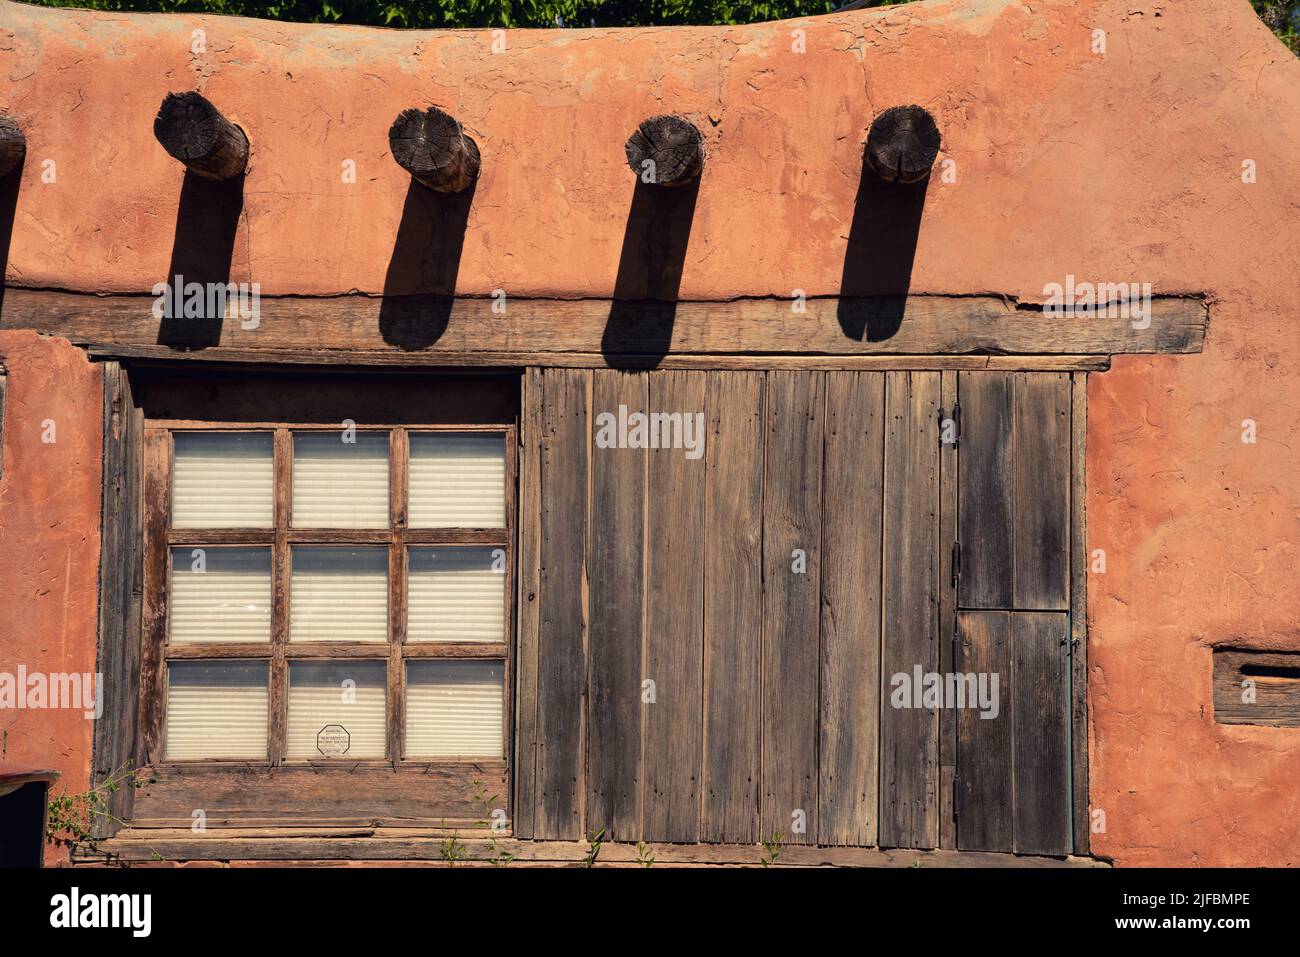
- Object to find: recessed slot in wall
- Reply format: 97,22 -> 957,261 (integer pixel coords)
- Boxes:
1213,649 -> 1300,727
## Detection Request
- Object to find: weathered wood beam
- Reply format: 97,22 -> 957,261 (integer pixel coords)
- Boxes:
153,92 -> 249,181
866,105 -> 941,184
0,114 -> 25,178
388,107 -> 480,193
625,115 -> 704,186
0,289 -> 1206,365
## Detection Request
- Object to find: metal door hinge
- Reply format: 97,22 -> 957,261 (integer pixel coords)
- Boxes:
951,541 -> 962,589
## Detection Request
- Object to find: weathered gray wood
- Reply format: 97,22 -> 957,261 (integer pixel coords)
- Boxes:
1013,612 -> 1071,855
760,371 -> 823,846
586,370 -> 645,841
959,372 -> 1071,610
879,371 -> 941,849
701,371 -> 764,843
153,92 -> 248,181
955,611 -> 1013,852
535,368 -> 589,839
937,369 -> 959,849
624,115 -> 703,186
1069,372 -> 1089,855
513,368 -> 543,839
643,372 -> 706,842
818,371 -> 884,846
388,107 -> 480,193
0,289 -> 1208,360
0,114 -> 24,178
1213,650 -> 1300,727
91,362 -> 143,838
866,105 -> 941,184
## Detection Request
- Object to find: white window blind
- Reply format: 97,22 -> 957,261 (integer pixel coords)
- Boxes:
164,661 -> 268,760
409,433 -> 505,528
286,661 -> 386,759
408,547 -> 505,643
169,547 -> 271,644
172,432 -> 274,528
405,660 -> 504,758
289,546 -> 388,643
292,432 -> 389,528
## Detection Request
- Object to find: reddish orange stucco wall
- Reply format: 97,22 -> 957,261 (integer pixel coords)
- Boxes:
0,331 -> 102,865
0,0 -> 1298,865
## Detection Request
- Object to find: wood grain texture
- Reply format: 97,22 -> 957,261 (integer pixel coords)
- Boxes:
818,371 -> 884,846
955,611 -> 1013,852
701,372 -> 764,843
760,371 -> 823,846
1069,372 -> 1089,855
1012,612 -> 1071,856
513,368 -> 544,839
139,429 -> 171,767
957,372 -> 1013,608
643,372 -> 707,842
937,370 -> 959,850
535,369 -> 590,839
1213,650 -> 1300,727
586,371 -> 645,841
153,92 -> 248,181
879,371 -> 941,849
1,289 -> 1207,360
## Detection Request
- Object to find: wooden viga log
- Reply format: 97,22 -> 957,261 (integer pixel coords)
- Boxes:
389,107 -> 480,193
865,105 -> 941,184
624,115 -> 704,186
153,92 -> 249,181
0,114 -> 25,178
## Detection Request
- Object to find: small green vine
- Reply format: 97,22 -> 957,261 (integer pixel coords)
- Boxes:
759,830 -> 785,868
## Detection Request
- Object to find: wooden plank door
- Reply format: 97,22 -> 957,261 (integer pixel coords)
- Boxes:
954,372 -> 1073,856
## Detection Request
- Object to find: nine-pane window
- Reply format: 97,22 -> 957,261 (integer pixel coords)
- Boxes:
153,425 -> 512,764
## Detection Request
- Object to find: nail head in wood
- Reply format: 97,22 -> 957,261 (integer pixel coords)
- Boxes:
388,107 -> 481,194
624,115 -> 704,187
153,92 -> 249,181
0,114 -> 26,179
866,105 -> 941,184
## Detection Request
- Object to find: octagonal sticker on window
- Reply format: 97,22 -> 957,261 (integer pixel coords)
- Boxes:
316,724 -> 351,757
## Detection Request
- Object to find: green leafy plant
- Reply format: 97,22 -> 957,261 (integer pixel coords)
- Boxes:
471,777 -> 513,867
581,826 -> 605,867
635,841 -> 654,868
759,829 -> 784,867
46,766 -> 144,855
439,834 -> 470,865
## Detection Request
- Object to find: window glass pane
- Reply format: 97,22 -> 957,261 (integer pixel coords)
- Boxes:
172,432 -> 273,528
289,546 -> 388,643
292,432 -> 389,528
405,660 -> 504,759
170,547 -> 271,644
164,660 -> 268,760
408,433 -> 505,528
408,547 -> 505,643
286,661 -> 386,759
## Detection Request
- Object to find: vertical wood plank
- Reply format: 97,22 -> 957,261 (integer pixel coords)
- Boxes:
139,428 -> 171,767
701,371 -> 764,844
513,368 -> 544,838
818,371 -> 883,846
92,362 -> 142,837
269,429 -> 291,766
955,610 -> 1013,852
879,371 -> 940,849
1012,611 -> 1071,855
1012,374 -> 1070,609
760,371 -> 822,846
643,371 -> 707,843
586,370 -> 645,842
937,370 -> 959,850
956,372 -> 1013,609
387,429 -> 408,764
536,368 -> 589,839
1070,372 -> 1089,855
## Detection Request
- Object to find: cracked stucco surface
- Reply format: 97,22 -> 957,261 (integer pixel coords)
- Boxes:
1,0 -> 1299,866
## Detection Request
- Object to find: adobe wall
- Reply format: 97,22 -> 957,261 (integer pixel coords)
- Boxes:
1,0 -> 1298,864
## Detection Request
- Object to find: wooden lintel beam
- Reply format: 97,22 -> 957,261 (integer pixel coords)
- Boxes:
0,288 -> 1206,367
153,92 -> 249,181
388,107 -> 480,193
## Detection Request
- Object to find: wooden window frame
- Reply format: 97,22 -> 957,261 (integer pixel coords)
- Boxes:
135,415 -> 516,826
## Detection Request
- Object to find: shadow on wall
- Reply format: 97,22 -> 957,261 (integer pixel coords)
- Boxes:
838,159 -> 929,342
156,172 -> 245,350
601,178 -> 700,369
0,155 -> 23,316
379,179 -> 476,351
